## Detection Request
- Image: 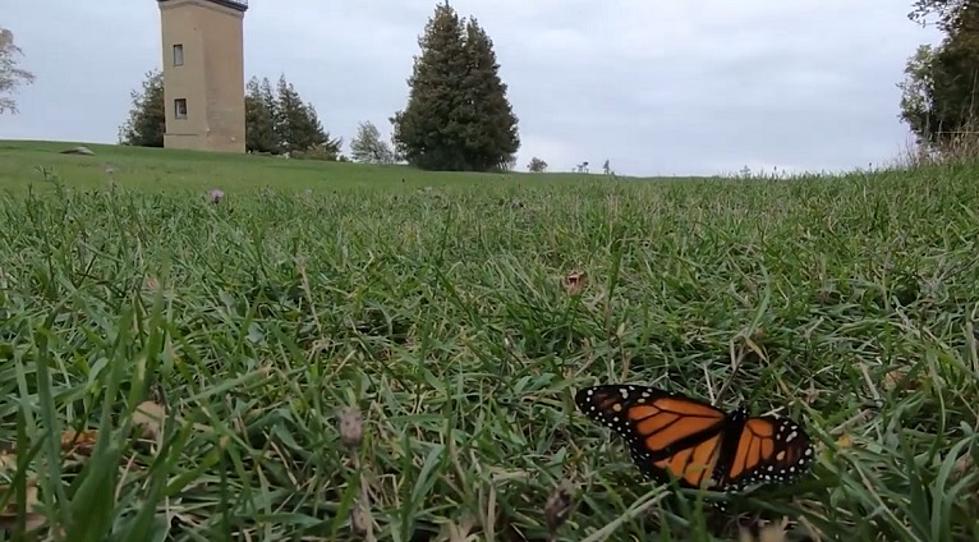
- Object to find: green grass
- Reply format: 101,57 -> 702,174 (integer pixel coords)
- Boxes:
1,141 -> 978,541
0,140 -> 649,193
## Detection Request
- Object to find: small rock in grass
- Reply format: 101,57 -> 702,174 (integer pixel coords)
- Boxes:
60,146 -> 95,156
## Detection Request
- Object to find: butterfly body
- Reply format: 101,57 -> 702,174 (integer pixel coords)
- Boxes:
575,385 -> 814,495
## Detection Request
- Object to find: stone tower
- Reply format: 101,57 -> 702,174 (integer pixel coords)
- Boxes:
157,0 -> 248,153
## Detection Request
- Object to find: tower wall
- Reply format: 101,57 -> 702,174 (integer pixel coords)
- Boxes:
159,0 -> 246,153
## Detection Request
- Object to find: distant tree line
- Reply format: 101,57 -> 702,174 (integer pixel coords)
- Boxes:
245,76 -> 341,159
900,0 -> 979,150
119,72 -> 341,160
527,157 -> 547,173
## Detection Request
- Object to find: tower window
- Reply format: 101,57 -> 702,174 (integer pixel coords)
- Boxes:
174,99 -> 188,119
173,44 -> 184,66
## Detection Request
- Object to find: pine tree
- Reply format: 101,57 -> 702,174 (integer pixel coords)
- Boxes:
393,4 -> 519,171
392,3 -> 471,170
274,75 -> 341,157
275,75 -> 302,152
460,18 -> 520,171
245,76 -> 278,153
118,69 -> 341,155
351,121 -> 394,164
119,70 -> 165,147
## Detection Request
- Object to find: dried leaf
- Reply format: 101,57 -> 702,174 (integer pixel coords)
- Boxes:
836,433 -> 854,449
953,453 -> 974,481
738,517 -> 790,542
758,522 -> 790,542
544,480 -> 575,535
883,369 -> 910,392
562,270 -> 587,296
133,401 -> 167,439
0,451 -> 16,472
60,430 -> 97,457
446,516 -> 477,542
0,480 -> 45,533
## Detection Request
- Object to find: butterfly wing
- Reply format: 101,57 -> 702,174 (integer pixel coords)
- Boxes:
715,415 -> 815,493
575,385 -> 729,488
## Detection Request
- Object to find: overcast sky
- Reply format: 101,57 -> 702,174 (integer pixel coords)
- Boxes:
1,1 -> 942,176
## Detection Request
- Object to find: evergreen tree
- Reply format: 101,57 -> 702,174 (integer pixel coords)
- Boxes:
274,75 -> 341,156
245,76 -> 278,153
392,4 -> 519,171
118,70 -> 340,156
275,75 -> 304,152
460,18 -> 520,171
261,77 -> 277,120
392,3 -> 471,170
119,70 -> 165,147
351,121 -> 395,164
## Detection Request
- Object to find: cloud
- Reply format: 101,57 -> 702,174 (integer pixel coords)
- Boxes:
0,0 -> 943,176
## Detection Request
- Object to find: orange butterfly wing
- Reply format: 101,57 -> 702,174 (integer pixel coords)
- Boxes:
575,385 -> 728,489
576,385 -> 815,493
717,416 -> 814,491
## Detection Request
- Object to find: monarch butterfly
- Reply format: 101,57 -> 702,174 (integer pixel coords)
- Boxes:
575,385 -> 814,496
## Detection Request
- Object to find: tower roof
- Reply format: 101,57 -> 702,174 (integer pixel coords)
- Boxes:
158,0 -> 248,12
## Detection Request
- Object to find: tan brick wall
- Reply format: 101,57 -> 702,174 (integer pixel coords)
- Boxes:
160,0 -> 245,153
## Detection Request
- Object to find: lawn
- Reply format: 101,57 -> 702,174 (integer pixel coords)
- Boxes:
0,140 -> 635,193
0,141 -> 977,541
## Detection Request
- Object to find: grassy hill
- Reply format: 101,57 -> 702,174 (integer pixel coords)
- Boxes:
1,140 -> 977,540
0,139 -> 658,193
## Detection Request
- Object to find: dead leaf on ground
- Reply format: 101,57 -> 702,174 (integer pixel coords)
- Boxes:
883,369 -> 911,392
60,430 -> 97,457
0,480 -> 46,533
953,453 -> 974,481
738,517 -> 790,542
133,401 -> 167,439
544,480 -> 575,536
0,451 -> 15,472
562,270 -> 587,296
445,516 -> 477,542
